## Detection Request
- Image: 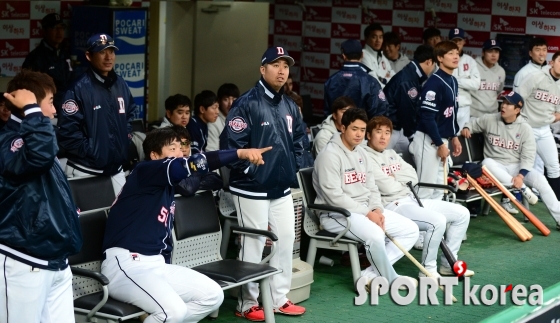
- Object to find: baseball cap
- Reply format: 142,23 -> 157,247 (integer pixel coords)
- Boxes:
483,39 -> 501,51
448,28 -> 465,40
501,91 -> 524,108
261,47 -> 295,66
41,13 -> 66,30
86,33 -> 119,53
340,39 -> 363,56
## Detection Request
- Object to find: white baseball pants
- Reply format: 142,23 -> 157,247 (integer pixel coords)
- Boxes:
234,195 -> 295,313
482,158 -> 560,223
409,131 -> 447,200
533,125 -> 560,178
457,106 -> 471,131
101,248 -> 223,323
385,195 -> 470,271
319,209 -> 419,283
388,128 -> 412,162
0,255 -> 74,323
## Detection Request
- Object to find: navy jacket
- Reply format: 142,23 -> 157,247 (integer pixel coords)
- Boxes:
416,68 -> 459,146
57,68 -> 137,175
383,61 -> 428,137
324,62 -> 387,119
0,109 -> 82,270
103,150 -> 237,262
220,78 -> 305,199
186,115 -> 208,155
22,39 -> 73,113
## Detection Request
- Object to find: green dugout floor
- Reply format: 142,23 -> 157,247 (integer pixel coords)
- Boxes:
134,199 -> 560,323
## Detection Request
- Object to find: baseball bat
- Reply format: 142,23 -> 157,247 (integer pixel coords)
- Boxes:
406,182 -> 458,267
481,166 -> 550,236
443,160 -> 449,194
385,232 -> 457,303
465,175 -> 532,241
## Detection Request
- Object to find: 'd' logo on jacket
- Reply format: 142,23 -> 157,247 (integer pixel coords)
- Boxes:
344,171 -> 366,184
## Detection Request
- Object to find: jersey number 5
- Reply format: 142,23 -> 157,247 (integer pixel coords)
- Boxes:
158,207 -> 169,226
443,107 -> 453,118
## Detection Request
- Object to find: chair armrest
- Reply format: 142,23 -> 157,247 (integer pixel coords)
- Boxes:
416,182 -> 457,193
71,267 -> 110,285
230,225 -> 278,241
307,203 -> 351,217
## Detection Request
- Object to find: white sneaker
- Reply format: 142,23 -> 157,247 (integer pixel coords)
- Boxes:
521,187 -> 538,205
501,198 -> 519,214
439,266 -> 475,277
361,267 -> 379,293
413,231 -> 426,250
418,271 -> 441,286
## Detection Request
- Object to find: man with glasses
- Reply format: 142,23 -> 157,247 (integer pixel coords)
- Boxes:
57,33 -> 137,196
23,13 -> 73,114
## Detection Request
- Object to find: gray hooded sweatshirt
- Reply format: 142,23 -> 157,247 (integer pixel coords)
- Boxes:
313,134 -> 384,215
471,57 -> 505,118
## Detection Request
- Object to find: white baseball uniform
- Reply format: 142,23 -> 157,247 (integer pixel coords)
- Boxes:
365,146 -> 470,272
453,53 -> 481,129
313,134 -> 419,283
362,45 -> 396,88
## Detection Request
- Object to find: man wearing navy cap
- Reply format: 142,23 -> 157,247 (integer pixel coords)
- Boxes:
58,33 -> 137,196
220,47 -> 306,321
23,13 -> 72,114
449,27 -> 481,130
323,39 -> 387,119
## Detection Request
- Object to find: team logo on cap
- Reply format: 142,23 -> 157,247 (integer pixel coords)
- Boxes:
407,87 -> 418,99
62,100 -> 79,115
426,91 -> 436,101
10,138 -> 23,153
229,117 -> 248,133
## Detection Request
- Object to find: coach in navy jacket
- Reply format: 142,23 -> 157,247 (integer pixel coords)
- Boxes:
324,39 -> 387,119
57,34 -> 136,189
384,46 -> 435,138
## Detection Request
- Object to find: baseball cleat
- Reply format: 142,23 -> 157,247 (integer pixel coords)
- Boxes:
235,305 -> 265,322
361,267 -> 379,293
413,231 -> 425,250
274,300 -> 305,316
501,198 -> 519,214
439,266 -> 475,277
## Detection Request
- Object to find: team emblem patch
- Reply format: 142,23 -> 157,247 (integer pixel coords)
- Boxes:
425,91 -> 436,101
229,117 -> 248,133
407,87 -> 418,99
358,158 -> 363,164
516,133 -> 521,139
463,64 -> 469,71
62,100 -> 79,115
10,138 -> 23,152
378,90 -> 386,101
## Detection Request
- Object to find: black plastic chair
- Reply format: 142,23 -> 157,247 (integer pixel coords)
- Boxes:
68,176 -> 116,212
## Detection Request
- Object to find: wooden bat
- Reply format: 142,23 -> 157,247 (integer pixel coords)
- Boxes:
481,166 -> 551,236
443,160 -> 448,194
385,232 -> 457,303
465,175 -> 532,241
406,182 -> 458,269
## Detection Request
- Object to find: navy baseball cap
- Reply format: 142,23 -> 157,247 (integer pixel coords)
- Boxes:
86,33 -> 119,53
41,13 -> 65,30
448,28 -> 465,40
483,39 -> 501,51
341,39 -> 362,55
261,47 -> 295,66
501,91 -> 524,108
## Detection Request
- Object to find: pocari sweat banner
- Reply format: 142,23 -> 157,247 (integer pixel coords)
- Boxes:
113,10 -> 146,119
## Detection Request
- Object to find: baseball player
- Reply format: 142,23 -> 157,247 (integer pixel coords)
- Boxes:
383,45 -> 435,157
323,39 -> 387,119
0,71 -> 82,323
362,24 -> 395,87
207,83 -> 240,151
219,46 -> 306,321
513,38 -> 550,92
57,33 -> 137,196
187,90 -> 220,155
449,28 -> 481,129
313,108 -> 419,287
365,116 -> 473,279
409,41 -> 462,200
383,31 -> 410,74
423,27 -> 442,48
471,39 -> 506,118
516,51 -> 560,199
314,96 -> 355,156
160,94 -> 191,128
102,127 -> 271,323
461,92 -> 560,231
